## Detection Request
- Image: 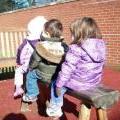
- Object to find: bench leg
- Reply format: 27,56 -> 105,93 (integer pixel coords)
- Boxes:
97,109 -> 108,120
78,104 -> 91,120
21,101 -> 30,112
21,101 -> 38,113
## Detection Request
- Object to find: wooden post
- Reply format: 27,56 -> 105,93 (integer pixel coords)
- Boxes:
78,104 -> 91,120
29,101 -> 38,113
21,102 -> 30,112
97,109 -> 108,120
21,101 -> 38,113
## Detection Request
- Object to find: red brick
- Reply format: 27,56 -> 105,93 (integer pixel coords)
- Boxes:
0,0 -> 120,66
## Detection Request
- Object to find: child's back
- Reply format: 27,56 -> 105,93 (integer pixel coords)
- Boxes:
58,38 -> 105,91
56,17 -> 106,91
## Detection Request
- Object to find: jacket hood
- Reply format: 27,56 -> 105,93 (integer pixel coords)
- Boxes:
26,16 -> 47,40
81,38 -> 106,62
36,40 -> 64,63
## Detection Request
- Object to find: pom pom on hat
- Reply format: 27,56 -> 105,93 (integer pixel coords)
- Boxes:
27,16 -> 47,40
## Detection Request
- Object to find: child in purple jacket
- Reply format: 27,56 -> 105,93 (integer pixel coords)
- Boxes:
46,17 -> 106,118
14,16 -> 47,97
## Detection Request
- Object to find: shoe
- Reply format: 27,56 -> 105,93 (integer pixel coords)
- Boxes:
22,94 -> 37,102
14,87 -> 24,97
46,100 -> 63,118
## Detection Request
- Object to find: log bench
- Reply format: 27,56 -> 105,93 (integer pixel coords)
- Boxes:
21,82 -> 120,120
67,85 -> 120,120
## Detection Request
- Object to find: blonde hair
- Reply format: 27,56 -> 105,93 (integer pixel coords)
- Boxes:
70,17 -> 102,45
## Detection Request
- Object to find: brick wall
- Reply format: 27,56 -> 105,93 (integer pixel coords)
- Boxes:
0,0 -> 120,66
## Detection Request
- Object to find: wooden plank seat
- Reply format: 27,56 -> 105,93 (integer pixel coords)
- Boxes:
67,85 -> 120,120
21,82 -> 120,120
67,85 -> 120,109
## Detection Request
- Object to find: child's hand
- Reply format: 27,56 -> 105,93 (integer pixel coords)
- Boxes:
56,87 -> 61,97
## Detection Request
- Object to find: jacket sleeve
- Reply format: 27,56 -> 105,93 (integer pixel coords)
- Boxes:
29,50 -> 42,69
56,45 -> 80,88
16,40 -> 27,65
16,48 -> 20,65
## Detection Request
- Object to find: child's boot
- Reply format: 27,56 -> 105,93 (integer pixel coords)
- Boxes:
22,94 -> 37,102
46,100 -> 63,119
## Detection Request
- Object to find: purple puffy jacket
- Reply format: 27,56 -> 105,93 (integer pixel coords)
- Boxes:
56,38 -> 106,91
16,39 -> 39,72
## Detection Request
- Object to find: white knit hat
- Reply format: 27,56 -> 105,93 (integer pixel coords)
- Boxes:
27,16 -> 47,40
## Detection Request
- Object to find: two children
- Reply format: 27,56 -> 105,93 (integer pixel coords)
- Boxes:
22,19 -> 68,102
14,16 -> 47,97
46,17 -> 106,118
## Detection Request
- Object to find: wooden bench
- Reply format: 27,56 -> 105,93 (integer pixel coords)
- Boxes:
67,85 -> 120,120
21,82 -> 120,120
0,30 -> 26,74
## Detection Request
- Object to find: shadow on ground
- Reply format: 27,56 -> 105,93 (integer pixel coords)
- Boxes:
2,113 -> 27,120
0,72 -> 14,80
